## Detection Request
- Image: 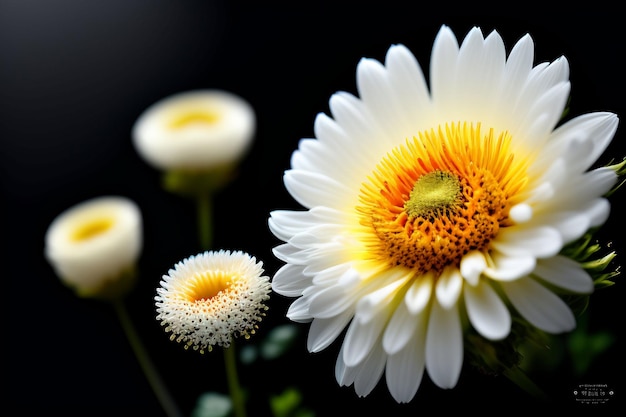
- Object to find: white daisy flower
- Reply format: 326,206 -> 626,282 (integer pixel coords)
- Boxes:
132,89 -> 256,172
44,196 -> 143,298
269,25 -> 619,402
155,250 -> 271,353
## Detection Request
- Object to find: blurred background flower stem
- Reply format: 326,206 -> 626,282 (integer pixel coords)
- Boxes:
113,299 -> 183,417
197,192 -> 213,250
224,340 -> 247,417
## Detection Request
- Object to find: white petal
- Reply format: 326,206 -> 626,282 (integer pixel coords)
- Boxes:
425,300 -> 463,389
430,25 -> 459,110
385,44 -> 431,126
540,211 -> 590,244
335,343 -> 353,386
289,225 -> 339,246
383,302 -> 425,355
516,82 -> 570,149
307,312 -> 354,352
291,138 -> 352,180
501,277 -> 576,333
272,243 -> 304,264
483,251 -> 536,281
547,112 -> 619,173
271,264 -> 310,297
516,58 -> 569,124
586,198 -> 611,228
455,28 -> 506,120
310,263 -> 351,286
286,296 -> 313,323
386,334 -> 426,403
435,266 -> 463,309
548,168 -> 616,211
460,250 -> 487,286
284,169 -> 351,209
501,34 -> 534,108
328,92 -> 388,158
335,339 -> 387,398
307,284 -> 356,319
352,343 -> 387,397
268,210 -> 312,241
342,309 -> 389,367
533,256 -> 594,294
405,272 -> 434,314
357,57 -> 408,137
356,278 -> 407,324
509,203 -> 533,223
313,113 -> 373,179
491,226 -> 562,258
464,281 -> 511,340
303,242 -> 349,275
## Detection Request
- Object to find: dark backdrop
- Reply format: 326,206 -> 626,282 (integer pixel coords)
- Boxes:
3,1 -> 624,416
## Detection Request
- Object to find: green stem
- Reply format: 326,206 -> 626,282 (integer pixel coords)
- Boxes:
197,192 -> 213,250
113,299 -> 183,417
224,341 -> 247,417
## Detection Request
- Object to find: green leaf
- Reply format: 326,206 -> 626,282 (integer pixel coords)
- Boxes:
269,387 -> 302,417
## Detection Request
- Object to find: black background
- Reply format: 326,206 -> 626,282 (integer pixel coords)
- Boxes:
3,1 -> 624,416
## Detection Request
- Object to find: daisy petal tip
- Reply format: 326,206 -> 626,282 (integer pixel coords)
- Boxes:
460,251 -> 487,286
509,203 -> 533,223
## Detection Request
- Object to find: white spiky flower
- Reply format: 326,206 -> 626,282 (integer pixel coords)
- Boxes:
155,250 -> 271,353
268,25 -> 619,402
132,89 -> 256,172
44,196 -> 143,298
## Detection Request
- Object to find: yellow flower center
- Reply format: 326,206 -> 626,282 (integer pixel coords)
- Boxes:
357,122 -> 529,275
168,110 -> 220,129
71,217 -> 114,242
183,270 -> 233,302
405,170 -> 462,218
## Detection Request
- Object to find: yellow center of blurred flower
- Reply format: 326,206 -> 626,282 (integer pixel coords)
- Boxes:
183,270 -> 232,302
71,217 -> 114,242
357,122 -> 529,275
168,110 -> 221,129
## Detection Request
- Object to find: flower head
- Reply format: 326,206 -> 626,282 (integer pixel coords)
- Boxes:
44,196 -> 143,298
155,250 -> 271,353
269,26 -> 619,402
132,89 -> 256,173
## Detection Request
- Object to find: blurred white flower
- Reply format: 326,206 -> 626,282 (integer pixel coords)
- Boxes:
45,196 -> 143,298
155,250 -> 271,353
132,89 -> 256,172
